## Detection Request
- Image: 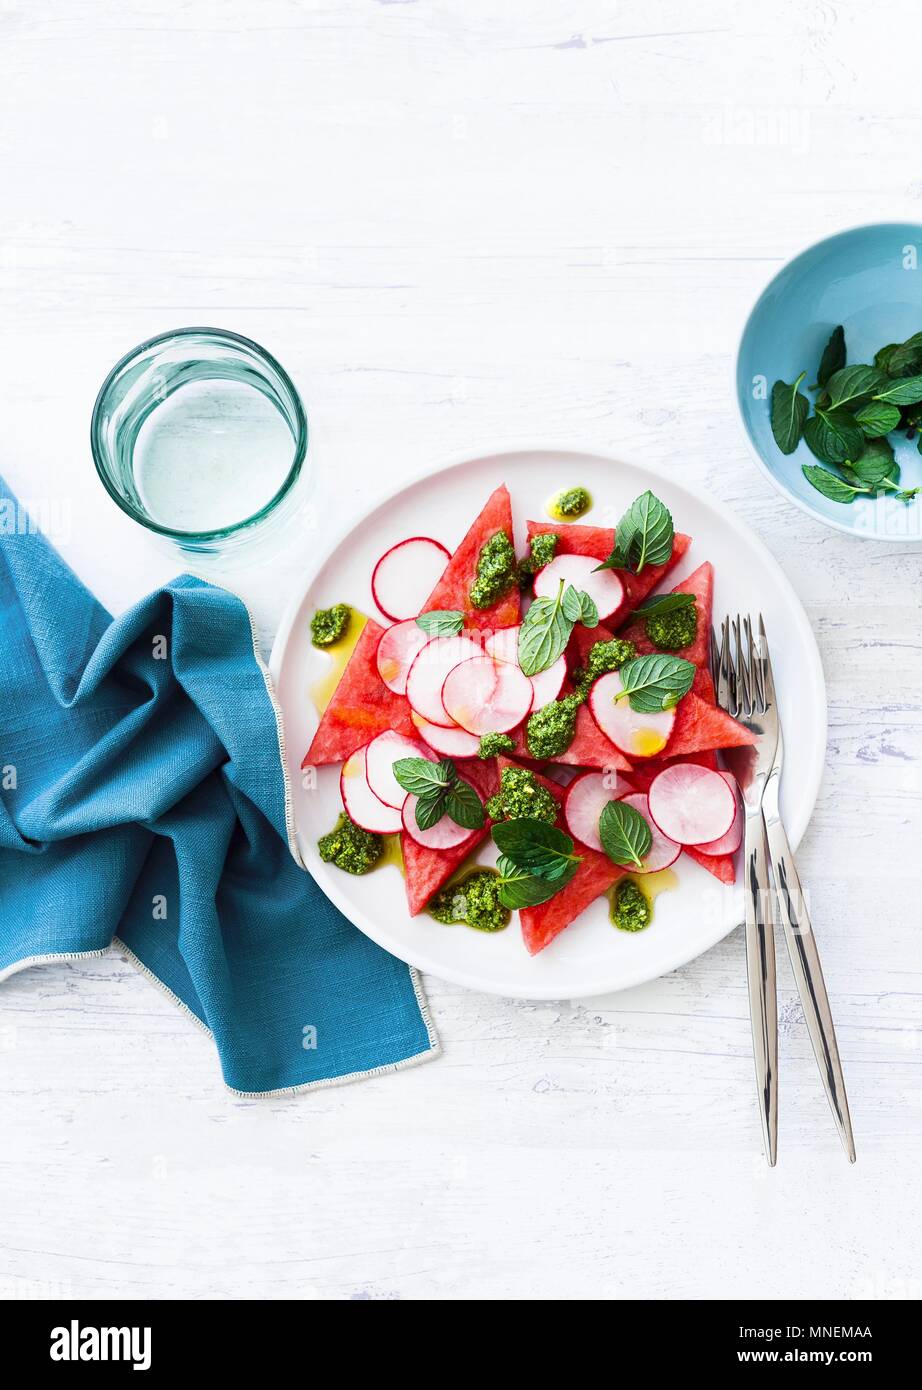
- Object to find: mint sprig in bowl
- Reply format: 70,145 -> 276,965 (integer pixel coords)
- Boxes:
735,223 -> 922,541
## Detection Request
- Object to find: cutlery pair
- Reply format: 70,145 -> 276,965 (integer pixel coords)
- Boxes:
710,616 -> 855,1166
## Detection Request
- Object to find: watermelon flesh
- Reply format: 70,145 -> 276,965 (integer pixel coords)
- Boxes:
617,561 -> 713,668
526,520 -> 691,628
494,758 -> 625,955
663,691 -> 756,760
422,484 -> 520,631
683,845 -> 735,884
401,758 -> 499,916
304,620 -> 415,766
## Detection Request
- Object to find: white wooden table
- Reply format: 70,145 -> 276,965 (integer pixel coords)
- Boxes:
2,0 -> 921,1302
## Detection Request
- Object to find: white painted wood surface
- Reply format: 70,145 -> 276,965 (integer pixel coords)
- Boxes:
2,0 -> 921,1302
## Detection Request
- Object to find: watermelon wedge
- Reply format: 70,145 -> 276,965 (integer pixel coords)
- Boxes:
684,845 -> 735,884
617,561 -> 713,668
304,620 -> 415,766
663,692 -> 756,760
494,758 -> 625,956
422,485 -> 520,630
526,520 -> 691,628
401,758 -> 499,916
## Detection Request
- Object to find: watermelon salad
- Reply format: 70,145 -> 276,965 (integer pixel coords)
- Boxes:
303,484 -> 755,955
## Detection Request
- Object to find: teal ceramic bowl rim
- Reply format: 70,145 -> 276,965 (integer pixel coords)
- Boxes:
733,220 -> 922,542
90,326 -> 309,542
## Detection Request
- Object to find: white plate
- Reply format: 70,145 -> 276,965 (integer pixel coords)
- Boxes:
270,447 -> 826,1000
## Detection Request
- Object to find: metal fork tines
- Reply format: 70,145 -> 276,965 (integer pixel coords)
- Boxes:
711,614 -> 855,1166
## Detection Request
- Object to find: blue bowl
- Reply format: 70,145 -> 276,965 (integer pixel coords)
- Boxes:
736,223 -> 922,541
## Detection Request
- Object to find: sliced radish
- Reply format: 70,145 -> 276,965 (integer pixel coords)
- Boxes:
484,626 -> 520,666
365,731 -> 434,810
691,771 -> 743,856
589,670 -> 676,759
442,656 -> 533,736
486,625 -> 566,709
564,770 -> 634,852
410,712 -> 480,758
648,762 -> 736,845
401,794 -> 477,850
340,746 -> 403,833
533,554 -> 624,621
528,655 -> 567,710
405,634 -> 483,727
371,536 -> 451,623
617,792 -> 681,874
375,619 -> 430,695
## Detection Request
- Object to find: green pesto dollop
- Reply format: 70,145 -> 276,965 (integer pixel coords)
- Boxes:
524,692 -> 583,760
516,531 -> 559,590
470,530 -> 517,610
610,878 -> 652,933
645,601 -> 698,653
478,731 -> 515,760
311,603 -> 351,648
486,764 -> 558,824
550,486 -> 592,520
317,812 -> 382,875
429,869 -> 510,933
572,637 -> 637,698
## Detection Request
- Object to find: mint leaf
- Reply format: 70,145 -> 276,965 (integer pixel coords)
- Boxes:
816,325 -> 845,388
803,407 -> 864,464
414,789 -> 449,830
444,778 -> 485,831
596,491 -> 674,573
770,374 -> 809,454
885,333 -> 922,378
848,436 -> 897,486
561,586 -> 599,627
825,365 -> 886,410
495,855 -> 574,909
854,401 -> 901,438
801,464 -> 869,504
518,580 -> 573,676
416,610 -> 464,637
873,375 -> 922,406
629,591 -> 696,623
491,818 -> 582,880
393,757 -> 453,797
599,800 -> 653,870
615,653 -> 696,713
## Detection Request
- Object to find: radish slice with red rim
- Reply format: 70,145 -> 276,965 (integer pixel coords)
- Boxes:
340,746 -> 403,833
533,553 -> 624,621
405,634 -> 483,727
617,792 -> 681,873
364,731 -> 434,809
690,771 -> 743,855
442,656 -> 533,735
371,536 -> 451,623
588,670 -> 675,759
401,794 -> 478,850
647,762 -> 736,845
410,712 -> 480,758
486,625 -> 566,709
564,770 -> 634,852
375,619 -> 430,695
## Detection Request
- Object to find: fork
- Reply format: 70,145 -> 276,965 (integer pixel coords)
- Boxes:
711,616 -> 855,1165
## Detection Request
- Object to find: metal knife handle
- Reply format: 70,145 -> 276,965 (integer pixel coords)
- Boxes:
762,779 -> 856,1163
743,807 -> 778,1166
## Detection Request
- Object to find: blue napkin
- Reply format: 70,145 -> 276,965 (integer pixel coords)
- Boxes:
0,477 -> 438,1095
